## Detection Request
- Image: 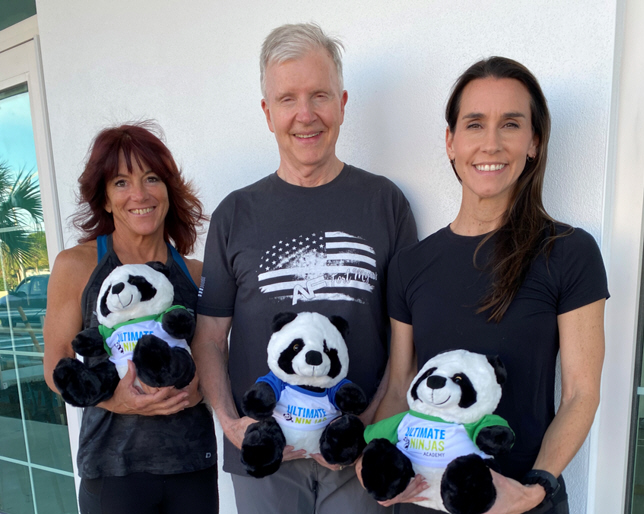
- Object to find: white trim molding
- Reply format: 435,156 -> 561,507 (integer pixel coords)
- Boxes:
0,12 -> 80,494
0,15 -> 38,53
590,0 -> 644,512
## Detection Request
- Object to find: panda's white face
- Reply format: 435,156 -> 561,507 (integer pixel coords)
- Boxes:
407,350 -> 503,424
267,312 -> 349,389
97,264 -> 174,328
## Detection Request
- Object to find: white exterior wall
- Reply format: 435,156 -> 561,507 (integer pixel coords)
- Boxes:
33,1 -> 620,513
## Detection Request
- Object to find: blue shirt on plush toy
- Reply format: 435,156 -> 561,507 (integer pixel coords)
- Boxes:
257,370 -> 350,439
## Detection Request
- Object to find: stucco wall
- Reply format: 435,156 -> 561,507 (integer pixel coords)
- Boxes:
34,1 -> 617,512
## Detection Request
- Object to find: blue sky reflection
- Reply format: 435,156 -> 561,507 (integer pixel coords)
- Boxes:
0,90 -> 38,176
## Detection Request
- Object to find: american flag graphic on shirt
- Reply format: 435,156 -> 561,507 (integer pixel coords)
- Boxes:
257,231 -> 378,305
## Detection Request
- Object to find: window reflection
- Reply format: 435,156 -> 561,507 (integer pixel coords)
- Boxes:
0,84 -> 78,514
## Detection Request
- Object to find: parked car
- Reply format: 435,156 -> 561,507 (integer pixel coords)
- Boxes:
0,274 -> 49,328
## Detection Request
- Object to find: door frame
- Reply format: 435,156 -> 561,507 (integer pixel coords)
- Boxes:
0,14 -> 80,491
588,0 -> 644,512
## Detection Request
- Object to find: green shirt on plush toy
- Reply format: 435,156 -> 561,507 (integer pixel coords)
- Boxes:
365,410 -> 510,469
98,305 -> 189,378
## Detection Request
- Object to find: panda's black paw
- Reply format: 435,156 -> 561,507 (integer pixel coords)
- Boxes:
334,382 -> 368,415
319,414 -> 366,465
441,454 -> 496,514
242,382 -> 277,420
476,426 -> 515,457
361,438 -> 415,501
53,358 -> 119,407
241,418 -> 286,478
162,308 -> 196,340
71,328 -> 105,357
133,335 -> 196,388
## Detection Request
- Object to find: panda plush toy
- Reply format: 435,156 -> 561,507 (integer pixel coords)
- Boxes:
240,311 -> 368,478
53,262 -> 196,408
361,349 -> 514,514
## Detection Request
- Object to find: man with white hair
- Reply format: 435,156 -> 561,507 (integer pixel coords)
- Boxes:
193,23 -> 417,513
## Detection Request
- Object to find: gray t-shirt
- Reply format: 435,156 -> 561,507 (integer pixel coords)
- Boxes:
197,164 -> 417,474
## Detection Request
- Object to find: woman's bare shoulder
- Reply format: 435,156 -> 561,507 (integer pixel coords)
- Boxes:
51,242 -> 98,283
182,256 -> 203,285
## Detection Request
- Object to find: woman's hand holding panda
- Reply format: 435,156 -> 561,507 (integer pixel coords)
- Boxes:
375,475 -> 430,507
354,455 -> 429,506
483,471 -> 546,514
98,360 -> 191,416
138,371 -> 203,409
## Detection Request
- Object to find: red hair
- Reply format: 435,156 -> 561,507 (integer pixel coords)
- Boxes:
72,122 -> 208,255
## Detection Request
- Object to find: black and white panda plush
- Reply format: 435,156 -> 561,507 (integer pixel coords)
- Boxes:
240,312 -> 368,478
53,262 -> 196,407
361,349 -> 514,514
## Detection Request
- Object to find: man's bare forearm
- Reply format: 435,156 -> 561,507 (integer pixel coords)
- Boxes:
192,315 -> 239,429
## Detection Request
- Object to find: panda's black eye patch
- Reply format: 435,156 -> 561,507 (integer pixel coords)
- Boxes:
323,340 -> 342,378
127,275 -> 157,302
454,373 -> 477,409
278,339 -> 305,375
411,367 -> 437,401
100,285 -> 112,317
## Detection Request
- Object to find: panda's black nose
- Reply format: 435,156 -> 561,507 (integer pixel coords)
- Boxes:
112,282 -> 125,295
427,376 -> 446,389
305,351 -> 323,366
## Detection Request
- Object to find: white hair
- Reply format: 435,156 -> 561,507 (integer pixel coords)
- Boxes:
260,22 -> 344,98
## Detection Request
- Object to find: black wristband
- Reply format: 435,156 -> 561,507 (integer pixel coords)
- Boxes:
521,469 -> 560,500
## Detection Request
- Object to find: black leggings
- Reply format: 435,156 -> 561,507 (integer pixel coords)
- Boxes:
78,465 -> 218,514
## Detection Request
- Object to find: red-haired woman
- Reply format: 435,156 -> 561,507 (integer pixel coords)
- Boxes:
44,123 -> 218,514
358,58 -> 608,514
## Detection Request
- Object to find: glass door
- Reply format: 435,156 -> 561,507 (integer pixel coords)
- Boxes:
0,35 -> 78,514
628,267 -> 644,513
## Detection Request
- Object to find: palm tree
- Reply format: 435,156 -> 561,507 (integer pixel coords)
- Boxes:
0,161 -> 43,287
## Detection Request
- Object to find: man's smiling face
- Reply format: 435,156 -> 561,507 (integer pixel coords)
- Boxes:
261,48 -> 347,181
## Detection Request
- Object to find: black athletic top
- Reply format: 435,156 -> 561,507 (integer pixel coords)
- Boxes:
76,234 -> 217,479
388,225 -> 609,481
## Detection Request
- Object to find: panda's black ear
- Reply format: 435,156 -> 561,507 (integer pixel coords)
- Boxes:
486,355 -> 507,386
272,312 -> 298,333
146,261 -> 170,278
328,315 -> 349,339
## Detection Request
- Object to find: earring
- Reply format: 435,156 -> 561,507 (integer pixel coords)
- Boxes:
527,155 -> 535,162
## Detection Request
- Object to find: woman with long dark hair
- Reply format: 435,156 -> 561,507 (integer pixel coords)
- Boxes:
359,57 -> 608,514
43,123 -> 218,514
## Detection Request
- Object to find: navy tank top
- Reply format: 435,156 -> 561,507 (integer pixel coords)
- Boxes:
76,234 -> 216,478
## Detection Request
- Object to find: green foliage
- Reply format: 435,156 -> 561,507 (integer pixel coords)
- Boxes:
0,160 -> 45,288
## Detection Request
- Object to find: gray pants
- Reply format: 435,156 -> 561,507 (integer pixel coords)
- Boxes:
231,458 -> 393,514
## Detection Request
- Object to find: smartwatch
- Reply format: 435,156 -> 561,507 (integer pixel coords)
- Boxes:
521,469 -> 560,500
